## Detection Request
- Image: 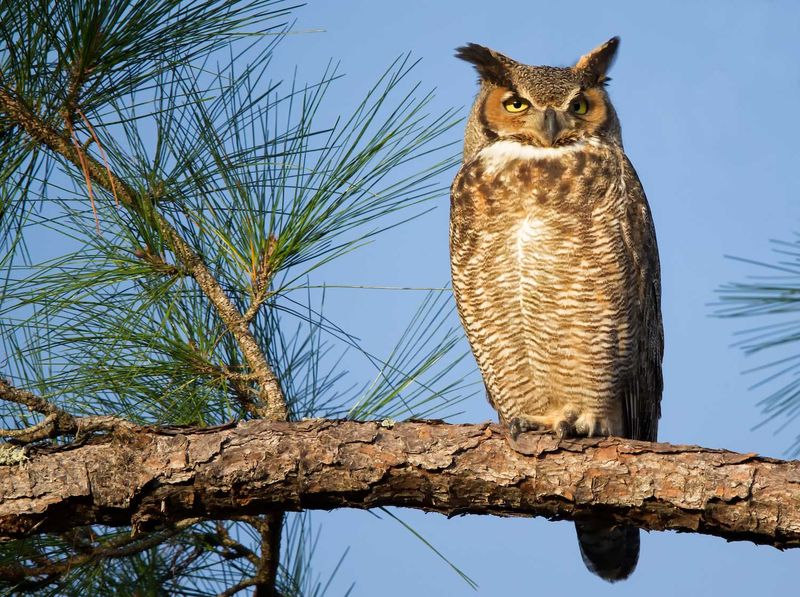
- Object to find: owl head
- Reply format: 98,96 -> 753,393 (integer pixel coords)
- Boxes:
457,38 -> 621,161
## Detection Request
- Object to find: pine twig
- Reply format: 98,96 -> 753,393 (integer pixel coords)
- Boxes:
0,376 -> 139,443
244,235 -> 279,325
244,513 -> 283,597
0,518 -> 201,588
200,522 -> 260,567
217,577 -> 258,597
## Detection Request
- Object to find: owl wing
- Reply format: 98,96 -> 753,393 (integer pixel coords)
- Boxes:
621,156 -> 663,442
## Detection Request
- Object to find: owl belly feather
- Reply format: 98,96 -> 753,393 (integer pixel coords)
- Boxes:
450,141 -> 636,437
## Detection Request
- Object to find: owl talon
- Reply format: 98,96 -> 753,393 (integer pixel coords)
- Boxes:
508,417 -> 542,440
555,420 -> 573,440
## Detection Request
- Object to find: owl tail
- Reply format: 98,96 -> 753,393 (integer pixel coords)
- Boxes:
574,519 -> 640,582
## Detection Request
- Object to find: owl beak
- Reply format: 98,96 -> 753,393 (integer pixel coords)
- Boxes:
543,108 -> 561,146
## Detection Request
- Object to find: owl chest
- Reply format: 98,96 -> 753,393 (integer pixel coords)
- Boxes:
450,155 -> 628,291
450,152 -> 641,427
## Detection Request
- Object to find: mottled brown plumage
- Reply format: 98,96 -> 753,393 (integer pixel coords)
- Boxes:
450,38 -> 663,582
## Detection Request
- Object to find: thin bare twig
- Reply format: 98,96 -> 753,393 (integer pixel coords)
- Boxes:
0,378 -> 73,442
0,377 -> 138,443
217,577 -> 258,597
0,378 -> 58,415
0,413 -> 58,441
198,522 -> 260,567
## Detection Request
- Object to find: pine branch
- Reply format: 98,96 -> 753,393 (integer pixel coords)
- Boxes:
0,87 -> 287,420
0,83 -> 291,592
249,513 -> 283,597
0,419 -> 796,551
0,518 -> 201,590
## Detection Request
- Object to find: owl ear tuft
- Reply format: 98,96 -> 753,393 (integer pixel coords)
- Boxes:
455,43 -> 514,86
575,37 -> 620,85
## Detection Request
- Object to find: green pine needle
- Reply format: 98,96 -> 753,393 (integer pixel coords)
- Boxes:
716,234 -> 800,453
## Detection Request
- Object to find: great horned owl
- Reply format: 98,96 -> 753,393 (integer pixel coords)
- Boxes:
449,38 -> 663,582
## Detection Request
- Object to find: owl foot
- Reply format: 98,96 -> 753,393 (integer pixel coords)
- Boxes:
554,419 -> 574,440
508,416 -> 575,441
508,417 -> 541,441
574,413 -> 621,437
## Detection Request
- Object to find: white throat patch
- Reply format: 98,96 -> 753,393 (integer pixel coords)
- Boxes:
478,140 -> 586,174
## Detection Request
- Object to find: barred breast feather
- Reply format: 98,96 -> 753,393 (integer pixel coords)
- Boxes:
450,139 -> 662,441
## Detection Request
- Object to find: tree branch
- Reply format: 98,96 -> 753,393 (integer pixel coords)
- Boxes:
0,419 -> 797,548
0,518 -> 201,588
0,89 -> 286,420
0,377 -> 135,443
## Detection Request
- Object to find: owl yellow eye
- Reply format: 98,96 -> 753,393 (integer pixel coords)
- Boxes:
570,96 -> 589,115
503,97 -> 530,113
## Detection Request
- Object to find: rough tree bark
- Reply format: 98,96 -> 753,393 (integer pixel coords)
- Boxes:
1,419 -> 798,548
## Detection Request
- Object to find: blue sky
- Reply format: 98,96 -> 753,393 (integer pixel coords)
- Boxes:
263,1 -> 800,595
